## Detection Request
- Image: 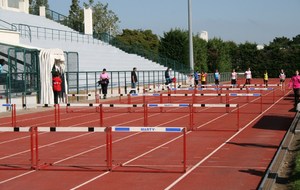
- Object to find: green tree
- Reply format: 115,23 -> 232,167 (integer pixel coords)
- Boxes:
193,36 -> 208,72
83,0 -> 119,37
207,38 -> 231,73
269,37 -> 291,49
159,29 -> 189,70
68,0 -> 84,32
234,42 -> 261,77
263,36 -> 300,77
112,29 -> 159,59
29,0 -> 49,15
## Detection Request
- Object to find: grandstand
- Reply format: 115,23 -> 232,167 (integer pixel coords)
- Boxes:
0,8 -> 167,71
0,4 -> 230,110
0,5 -> 183,109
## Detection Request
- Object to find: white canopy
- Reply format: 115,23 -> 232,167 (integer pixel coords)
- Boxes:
39,48 -> 67,105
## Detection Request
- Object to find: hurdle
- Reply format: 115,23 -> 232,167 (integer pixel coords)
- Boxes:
0,126 -> 39,170
63,103 -> 100,113
1,104 -> 16,127
249,87 -> 275,103
110,126 -> 186,173
191,103 -> 240,131
0,126 -> 112,171
100,103 -> 145,127
228,93 -> 262,113
67,93 -> 100,103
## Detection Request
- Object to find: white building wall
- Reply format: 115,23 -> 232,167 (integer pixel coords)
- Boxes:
84,8 -> 93,35
0,0 -> 29,13
199,31 -> 208,42
0,29 -> 20,44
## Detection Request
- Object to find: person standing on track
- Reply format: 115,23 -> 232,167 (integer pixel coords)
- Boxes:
165,67 -> 172,88
99,68 -> 109,99
231,69 -> 237,86
243,68 -> 252,88
194,70 -> 199,87
279,69 -> 286,90
289,70 -> 300,111
214,69 -> 220,86
130,67 -> 138,94
263,70 -> 268,87
200,71 -> 207,87
52,71 -> 62,104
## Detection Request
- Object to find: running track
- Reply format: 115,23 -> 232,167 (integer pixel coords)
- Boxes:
0,79 -> 296,190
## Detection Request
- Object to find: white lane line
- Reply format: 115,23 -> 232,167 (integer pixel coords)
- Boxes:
164,94 -> 286,190
0,91 -> 286,187
0,171 -> 35,185
69,171 -> 110,190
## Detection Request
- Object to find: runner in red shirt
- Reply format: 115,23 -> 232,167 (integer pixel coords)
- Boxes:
53,72 -> 62,104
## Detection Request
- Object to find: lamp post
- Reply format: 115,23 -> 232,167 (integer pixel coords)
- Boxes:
188,0 -> 194,74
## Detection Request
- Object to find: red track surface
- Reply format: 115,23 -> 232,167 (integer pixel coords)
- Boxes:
0,79 -> 296,190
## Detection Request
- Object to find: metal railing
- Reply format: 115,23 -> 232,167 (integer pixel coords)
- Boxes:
0,70 -> 232,105
12,23 -> 31,42
66,70 -> 232,95
0,19 -> 17,31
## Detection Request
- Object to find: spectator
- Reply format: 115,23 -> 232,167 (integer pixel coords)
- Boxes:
99,68 -> 109,99
288,70 -> 300,111
130,67 -> 138,94
0,59 -> 5,74
52,71 -> 62,104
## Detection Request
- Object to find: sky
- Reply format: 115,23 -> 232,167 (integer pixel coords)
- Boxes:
48,0 -> 300,45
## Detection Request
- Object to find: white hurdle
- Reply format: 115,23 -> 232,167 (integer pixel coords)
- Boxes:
110,126 -> 187,173
0,126 -> 111,171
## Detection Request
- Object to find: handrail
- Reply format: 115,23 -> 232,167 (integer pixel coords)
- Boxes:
15,23 -> 104,45
12,23 -> 32,42
0,19 -> 17,31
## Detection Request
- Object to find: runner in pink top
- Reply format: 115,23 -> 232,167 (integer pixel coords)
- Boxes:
288,70 -> 300,110
99,68 -> 110,99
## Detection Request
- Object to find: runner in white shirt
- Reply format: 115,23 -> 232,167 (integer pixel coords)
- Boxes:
243,68 -> 252,88
231,69 -> 237,86
279,69 -> 286,90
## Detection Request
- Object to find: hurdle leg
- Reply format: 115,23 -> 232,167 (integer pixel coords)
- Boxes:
30,127 -> 35,169
160,94 -> 163,113
54,104 -> 60,127
260,95 -> 263,113
183,128 -> 186,173
189,104 -> 194,131
106,127 -> 112,171
237,105 -> 240,131
273,88 -> 275,103
30,127 -> 39,170
144,103 -> 148,126
127,94 -> 131,112
12,104 -> 16,127
99,104 -> 103,127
